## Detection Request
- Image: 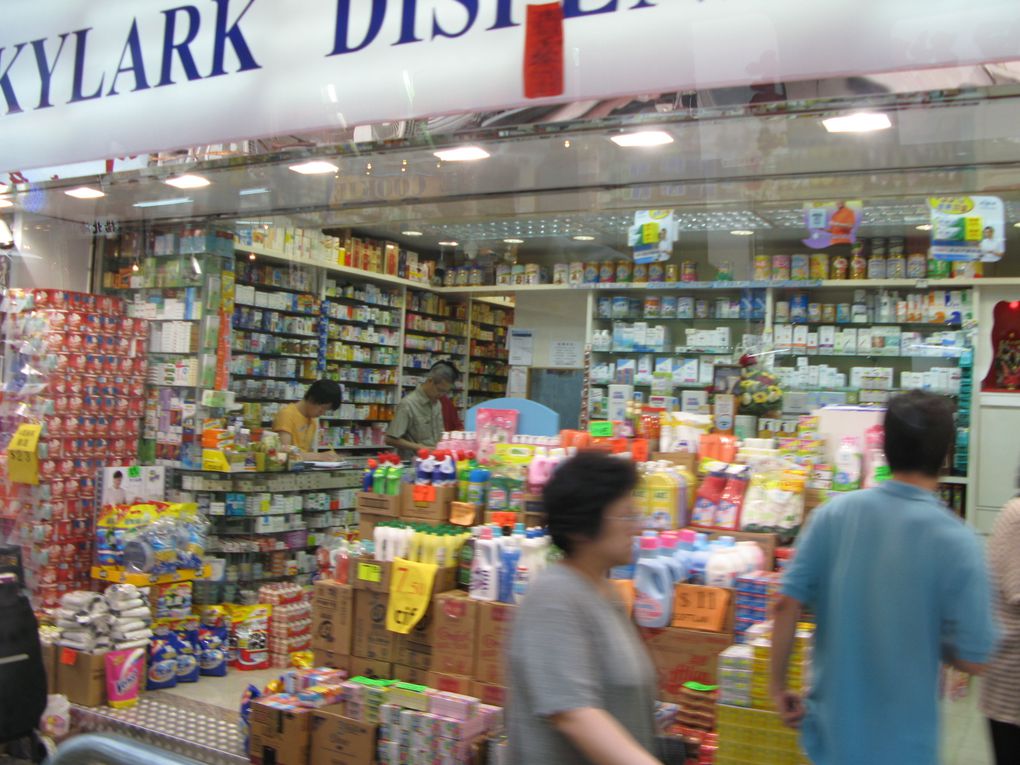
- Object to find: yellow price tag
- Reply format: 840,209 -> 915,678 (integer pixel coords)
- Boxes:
7,424 -> 42,485
641,222 -> 659,245
964,217 -> 983,241
386,557 -> 437,635
357,561 -> 382,583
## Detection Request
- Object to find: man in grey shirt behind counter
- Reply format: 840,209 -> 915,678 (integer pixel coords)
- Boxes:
385,361 -> 457,460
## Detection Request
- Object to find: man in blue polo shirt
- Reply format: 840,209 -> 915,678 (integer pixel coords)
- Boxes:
770,392 -> 998,765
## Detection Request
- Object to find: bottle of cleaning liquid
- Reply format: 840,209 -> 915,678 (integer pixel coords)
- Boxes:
457,527 -> 479,591
863,426 -> 888,488
632,463 -> 650,528
456,452 -> 473,502
470,527 -> 500,601
498,537 -> 521,603
647,464 -> 679,530
610,535 -> 641,580
416,449 -> 435,486
512,564 -> 530,603
363,459 -> 378,492
385,459 -> 403,496
372,456 -> 389,494
673,529 -> 697,582
736,540 -> 765,574
527,447 -> 554,494
657,532 -> 686,582
466,466 -> 489,506
633,536 -> 674,628
705,541 -> 738,588
688,533 -> 712,585
436,451 -> 457,488
833,436 -> 862,492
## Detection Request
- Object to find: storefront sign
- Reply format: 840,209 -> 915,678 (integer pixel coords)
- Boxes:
4,1 -> 1020,172
929,196 -> 1006,262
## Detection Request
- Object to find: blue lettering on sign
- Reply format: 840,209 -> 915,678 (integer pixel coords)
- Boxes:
30,35 -> 69,109
107,20 -> 150,96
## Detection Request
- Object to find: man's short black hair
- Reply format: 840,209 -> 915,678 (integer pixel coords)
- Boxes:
112,470 -> 123,480
429,361 -> 460,384
542,450 -> 638,556
304,380 -> 344,410
884,391 -> 955,477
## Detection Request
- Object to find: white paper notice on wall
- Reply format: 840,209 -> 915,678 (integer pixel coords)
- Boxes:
509,329 -> 534,366
549,341 -> 583,368
508,367 -> 529,398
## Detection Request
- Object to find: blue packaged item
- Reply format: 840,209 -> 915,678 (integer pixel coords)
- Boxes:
147,627 -> 180,690
239,684 -> 262,752
198,625 -> 229,677
174,621 -> 200,683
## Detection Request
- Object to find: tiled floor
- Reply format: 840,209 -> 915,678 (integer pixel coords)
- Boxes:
943,690 -> 995,765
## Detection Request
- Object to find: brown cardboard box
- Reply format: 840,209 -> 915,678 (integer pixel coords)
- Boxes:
350,558 -> 392,593
352,590 -> 395,661
705,530 -> 778,570
249,702 -> 312,765
427,671 -> 473,695
312,581 -> 355,655
401,484 -> 456,522
431,592 -> 479,677
56,648 -> 107,707
356,491 -> 400,518
653,451 -> 699,475
393,605 -> 434,670
310,705 -> 378,765
640,627 -> 734,703
471,681 -> 509,708
392,664 -> 430,685
44,642 -> 57,695
349,656 -> 393,680
474,601 -> 516,686
358,512 -> 390,540
433,565 -> 458,594
312,650 -> 350,671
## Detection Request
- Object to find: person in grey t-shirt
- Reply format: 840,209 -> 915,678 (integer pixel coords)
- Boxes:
507,451 -> 664,765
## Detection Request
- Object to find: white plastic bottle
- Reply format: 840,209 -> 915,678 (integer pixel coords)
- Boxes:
705,541 -> 740,588
834,436 -> 862,492
469,527 -> 500,601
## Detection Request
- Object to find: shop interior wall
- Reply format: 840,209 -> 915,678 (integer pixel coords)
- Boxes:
512,290 -> 589,370
9,213 -> 93,292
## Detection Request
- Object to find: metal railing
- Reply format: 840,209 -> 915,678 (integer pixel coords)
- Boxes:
44,733 -> 205,765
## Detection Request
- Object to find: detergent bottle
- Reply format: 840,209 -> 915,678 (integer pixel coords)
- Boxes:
633,536 -> 674,628
456,452 -> 473,502
658,532 -> 686,582
416,449 -> 436,486
498,534 -> 521,603
466,466 -> 489,506
632,463 -> 651,528
372,456 -> 389,494
363,459 -> 378,492
646,464 -> 679,530
457,527 -> 479,591
512,565 -> 530,604
385,459 -> 403,496
673,529 -> 697,582
688,533 -> 712,585
469,527 -> 500,601
833,437 -> 862,492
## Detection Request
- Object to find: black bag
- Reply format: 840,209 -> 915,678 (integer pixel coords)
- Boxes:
0,578 -> 48,744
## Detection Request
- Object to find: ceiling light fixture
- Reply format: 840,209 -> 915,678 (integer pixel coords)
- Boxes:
1014,222 -> 1020,229
402,230 -> 423,237
730,229 -> 754,236
164,174 -> 210,189
822,112 -> 892,133
433,146 -> 490,162
64,186 -> 105,199
610,130 -> 674,148
0,199 -> 14,209
915,224 -> 933,231
438,241 -> 459,247
288,160 -> 339,175
504,238 -> 524,244
572,235 -> 595,241
132,197 -> 192,208
239,187 -> 270,196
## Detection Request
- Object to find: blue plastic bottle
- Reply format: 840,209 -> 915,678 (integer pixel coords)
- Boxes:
633,536 -> 674,628
658,532 -> 686,583
688,533 -> 712,586
673,529 -> 697,583
362,459 -> 377,492
610,536 -> 641,580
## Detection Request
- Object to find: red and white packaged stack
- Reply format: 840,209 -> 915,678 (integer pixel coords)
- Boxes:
0,289 -> 148,608
260,583 -> 312,667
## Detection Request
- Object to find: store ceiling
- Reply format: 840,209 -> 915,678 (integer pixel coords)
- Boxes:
7,86 -> 1020,254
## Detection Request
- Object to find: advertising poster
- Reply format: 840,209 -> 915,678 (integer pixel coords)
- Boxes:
99,465 -> 166,508
802,200 -> 863,249
929,196 -> 1005,262
629,210 -> 677,264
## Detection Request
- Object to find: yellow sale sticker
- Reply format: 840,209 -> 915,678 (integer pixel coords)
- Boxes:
386,558 -> 437,635
7,424 -> 41,485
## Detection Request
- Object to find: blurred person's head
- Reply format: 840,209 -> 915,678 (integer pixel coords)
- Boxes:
543,451 -> 641,568
883,391 -> 955,479
302,380 -> 344,417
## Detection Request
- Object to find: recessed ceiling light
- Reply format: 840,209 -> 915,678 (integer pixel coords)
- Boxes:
402,230 -> 423,237
434,146 -> 490,162
915,224 -> 932,231
164,174 -> 210,189
132,197 -> 192,208
730,229 -> 754,236
438,241 -> 459,247
1014,222 -> 1020,229
64,186 -> 105,199
288,160 -> 339,175
572,235 -> 595,241
0,199 -> 13,208
504,238 -> 524,244
822,112 -> 892,133
240,187 -> 270,196
610,130 -> 674,148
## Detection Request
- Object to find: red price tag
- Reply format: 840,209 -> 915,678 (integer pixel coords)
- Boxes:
60,647 -> 78,666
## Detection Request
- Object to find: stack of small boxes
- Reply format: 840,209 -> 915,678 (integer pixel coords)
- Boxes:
282,666 -> 349,706
260,583 -> 312,668
717,645 -> 753,708
377,687 -> 503,765
749,625 -> 812,712
676,682 -> 718,732
734,573 -> 782,642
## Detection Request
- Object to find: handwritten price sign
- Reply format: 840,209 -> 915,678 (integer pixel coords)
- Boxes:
386,557 -> 437,635
6,423 -> 41,485
671,584 -> 731,632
